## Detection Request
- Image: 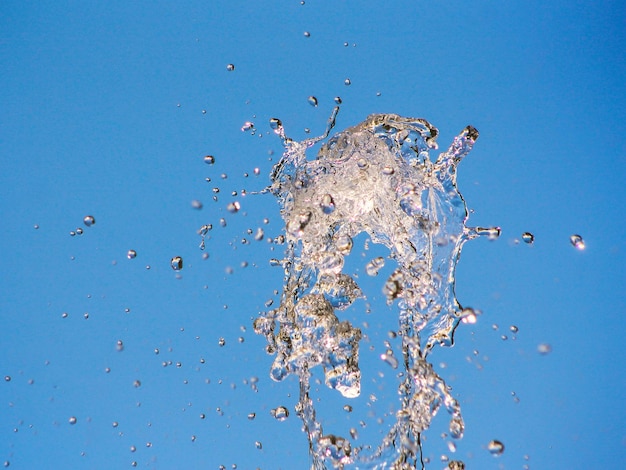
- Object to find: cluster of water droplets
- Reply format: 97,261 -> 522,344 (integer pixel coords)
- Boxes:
253,109 -> 498,468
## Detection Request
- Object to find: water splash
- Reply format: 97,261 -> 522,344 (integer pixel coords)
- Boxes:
255,110 -> 489,468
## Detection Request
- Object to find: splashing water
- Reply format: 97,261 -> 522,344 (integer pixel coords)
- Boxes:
254,109 -> 490,469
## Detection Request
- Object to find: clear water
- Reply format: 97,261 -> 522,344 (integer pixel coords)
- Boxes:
254,110 -> 494,469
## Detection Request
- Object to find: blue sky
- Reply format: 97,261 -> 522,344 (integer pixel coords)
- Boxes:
1,1 -> 625,468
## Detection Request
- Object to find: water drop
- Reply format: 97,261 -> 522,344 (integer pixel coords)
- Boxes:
303,31 -> 310,38
487,439 -> 505,456
218,337 -> 226,347
133,380 -> 141,388
191,200 -> 203,210
334,96 -> 342,105
537,343 -> 552,355
255,441 -> 262,450
204,155 -> 215,165
69,416 -> 77,425
226,63 -> 235,71
307,96 -> 318,107
83,215 -> 95,227
521,232 -> 534,244
227,202 -> 240,213
570,234 -> 585,250
247,412 -> 256,420
320,194 -> 335,214
116,340 -> 124,352
344,78 -> 351,86
447,461 -> 465,470
170,256 -> 183,271
4,376 -> 11,382
273,406 -> 289,421
127,250 -> 137,259
365,257 -> 385,276
76,227 -> 83,235
241,121 -> 255,132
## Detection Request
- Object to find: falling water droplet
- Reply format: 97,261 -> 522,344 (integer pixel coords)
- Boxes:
537,343 -> 552,355
226,63 -> 235,71
69,416 -> 77,425
307,96 -> 318,107
171,256 -> 183,271
241,121 -> 255,132
127,250 -> 137,259
365,257 -> 385,276
487,439 -> 505,456
570,234 -> 585,250
521,232 -> 534,244
204,155 -> 215,165
334,96 -> 342,105
83,215 -> 95,227
344,78 -> 351,86
273,406 -> 289,421
303,31 -> 311,38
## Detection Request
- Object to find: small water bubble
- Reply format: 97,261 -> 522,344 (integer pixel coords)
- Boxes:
204,155 -> 215,165
487,439 -> 505,456
255,441 -> 262,450
171,256 -> 183,271
303,31 -> 311,37
343,405 -> 353,412
218,337 -> 226,347
69,416 -> 77,425
570,234 -> 585,250
460,307 -> 479,324
127,250 -> 137,259
83,215 -> 95,227
521,232 -> 534,244
307,96 -> 318,107
191,200 -> 203,210
254,228 -> 264,241
334,96 -> 342,105
247,412 -> 256,420
226,63 -> 235,71
509,325 -> 519,333
116,340 -> 124,352
69,231 -> 76,236
4,376 -> 11,382
344,78 -> 351,86
76,227 -> 83,235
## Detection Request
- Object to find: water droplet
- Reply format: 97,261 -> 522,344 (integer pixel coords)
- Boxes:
116,340 -> 124,352
133,380 -> 141,388
537,343 -> 552,355
366,257 -> 385,276
69,416 -> 77,425
255,441 -> 262,450
227,202 -> 240,213
83,215 -> 95,227
204,155 -> 215,165
126,250 -> 137,259
75,227 -> 83,235
320,194 -> 335,214
521,232 -> 534,244
447,461 -> 465,470
273,406 -> 289,421
241,121 -> 255,132
303,31 -> 311,38
4,376 -> 11,382
487,439 -> 505,456
218,337 -> 226,347
570,234 -> 585,250
191,200 -> 203,210
307,96 -> 318,107
344,78 -> 351,86
247,412 -> 256,420
170,256 -> 183,271
334,96 -> 342,105
509,325 -> 519,333
226,63 -> 235,71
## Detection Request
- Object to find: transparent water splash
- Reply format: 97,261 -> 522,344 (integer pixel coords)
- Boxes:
255,109 -> 491,469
